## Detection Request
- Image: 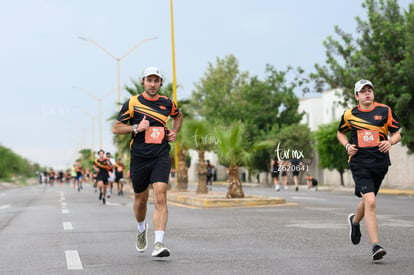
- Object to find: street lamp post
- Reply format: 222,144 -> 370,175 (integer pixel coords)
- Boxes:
72,86 -> 112,149
170,0 -> 181,190
76,106 -> 96,160
78,36 -> 158,108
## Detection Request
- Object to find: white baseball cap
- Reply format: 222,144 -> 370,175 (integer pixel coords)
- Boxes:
142,66 -> 163,79
354,79 -> 374,94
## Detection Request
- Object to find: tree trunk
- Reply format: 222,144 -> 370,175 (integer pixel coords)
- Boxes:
226,165 -> 245,198
339,169 -> 344,186
196,150 -> 208,194
175,150 -> 188,191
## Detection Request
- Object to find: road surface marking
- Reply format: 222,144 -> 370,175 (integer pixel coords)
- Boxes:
106,201 -> 122,206
63,222 -> 73,230
291,196 -> 327,201
65,250 -> 83,270
286,223 -> 343,229
62,209 -> 69,214
0,204 -> 11,210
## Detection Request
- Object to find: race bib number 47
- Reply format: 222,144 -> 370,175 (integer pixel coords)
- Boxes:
357,130 -> 379,148
145,127 -> 165,144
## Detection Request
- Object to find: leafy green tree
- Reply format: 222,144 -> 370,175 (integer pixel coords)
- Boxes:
76,148 -> 95,169
239,65 -> 304,177
191,56 -> 304,179
313,121 -> 349,186
272,124 -> 313,163
191,54 -> 249,124
310,0 -> 414,152
0,145 -> 38,179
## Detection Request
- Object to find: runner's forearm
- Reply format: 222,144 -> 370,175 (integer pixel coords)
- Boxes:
388,131 -> 401,145
337,131 -> 350,148
112,120 -> 134,135
171,113 -> 183,134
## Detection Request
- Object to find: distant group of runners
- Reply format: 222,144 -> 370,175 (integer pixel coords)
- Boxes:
270,158 -> 313,192
39,151 -> 127,204
93,150 -> 127,204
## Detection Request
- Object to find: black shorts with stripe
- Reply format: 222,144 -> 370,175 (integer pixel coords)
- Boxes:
130,154 -> 170,193
350,165 -> 388,197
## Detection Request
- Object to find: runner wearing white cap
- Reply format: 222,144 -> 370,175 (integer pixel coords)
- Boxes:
112,66 -> 183,257
337,79 -> 401,261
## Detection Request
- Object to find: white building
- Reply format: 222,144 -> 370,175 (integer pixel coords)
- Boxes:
299,89 -> 414,188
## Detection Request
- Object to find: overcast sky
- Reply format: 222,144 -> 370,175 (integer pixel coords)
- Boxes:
0,0 -> 412,170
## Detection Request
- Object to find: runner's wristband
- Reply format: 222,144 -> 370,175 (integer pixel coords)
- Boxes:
345,144 -> 351,151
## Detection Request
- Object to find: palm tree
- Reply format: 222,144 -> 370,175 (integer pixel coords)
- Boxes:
182,119 -> 215,194
214,122 -> 254,198
172,122 -> 192,191
166,97 -> 193,191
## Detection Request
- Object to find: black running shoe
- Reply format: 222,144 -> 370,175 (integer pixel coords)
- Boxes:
372,245 -> 386,261
102,198 -> 106,205
348,213 -> 361,245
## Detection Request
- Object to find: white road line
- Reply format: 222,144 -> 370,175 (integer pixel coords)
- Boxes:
63,222 -> 73,230
61,202 -> 67,207
106,201 -> 122,206
0,204 -> 11,210
291,196 -> 327,201
65,250 -> 83,270
62,209 -> 69,214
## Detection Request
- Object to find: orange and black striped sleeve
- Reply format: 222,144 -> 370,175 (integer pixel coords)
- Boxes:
117,98 -> 133,124
387,107 -> 400,133
338,109 -> 352,133
170,100 -> 180,117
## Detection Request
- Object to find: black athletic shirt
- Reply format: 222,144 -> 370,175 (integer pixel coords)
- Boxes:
338,102 -> 400,167
117,93 -> 180,158
94,158 -> 111,178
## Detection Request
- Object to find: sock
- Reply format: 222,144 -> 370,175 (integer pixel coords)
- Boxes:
154,231 -> 165,244
372,242 -> 380,248
352,217 -> 359,225
137,221 -> 146,233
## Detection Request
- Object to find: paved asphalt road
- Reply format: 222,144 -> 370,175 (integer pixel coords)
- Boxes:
0,182 -> 413,275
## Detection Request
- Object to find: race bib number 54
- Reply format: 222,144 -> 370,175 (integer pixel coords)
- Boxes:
145,127 -> 165,144
357,130 -> 379,148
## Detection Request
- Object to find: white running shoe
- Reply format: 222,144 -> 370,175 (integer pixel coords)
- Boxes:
135,224 -> 148,252
152,242 -> 170,257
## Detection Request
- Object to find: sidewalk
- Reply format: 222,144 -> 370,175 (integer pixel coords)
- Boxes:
163,182 -> 414,208
316,184 -> 414,196
211,180 -> 414,195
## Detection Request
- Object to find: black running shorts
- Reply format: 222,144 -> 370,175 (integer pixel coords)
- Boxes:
271,171 -> 280,178
130,154 -> 170,193
96,171 -> 109,185
350,165 -> 388,197
115,171 -> 124,183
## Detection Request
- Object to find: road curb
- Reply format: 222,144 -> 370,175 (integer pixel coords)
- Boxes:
167,191 -> 286,208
